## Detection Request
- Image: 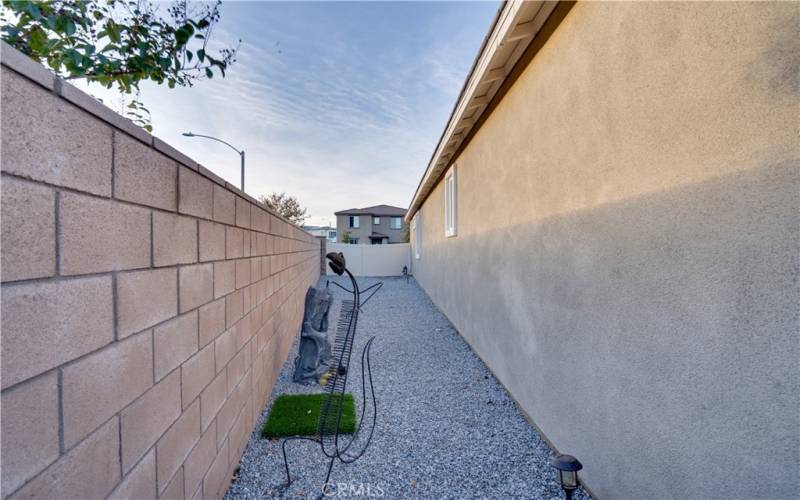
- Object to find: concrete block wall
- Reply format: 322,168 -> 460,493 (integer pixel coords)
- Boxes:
0,43 -> 320,500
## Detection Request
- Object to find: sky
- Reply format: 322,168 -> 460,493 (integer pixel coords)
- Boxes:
78,1 -> 499,226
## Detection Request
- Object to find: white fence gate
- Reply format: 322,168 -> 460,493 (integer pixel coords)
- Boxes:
326,243 -> 411,277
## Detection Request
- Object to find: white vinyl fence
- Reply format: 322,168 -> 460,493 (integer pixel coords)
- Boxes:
326,243 -> 411,277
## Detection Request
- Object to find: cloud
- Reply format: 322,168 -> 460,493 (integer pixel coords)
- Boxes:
76,1 -> 498,226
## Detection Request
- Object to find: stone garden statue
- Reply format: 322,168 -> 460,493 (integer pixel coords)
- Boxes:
292,286 -> 333,384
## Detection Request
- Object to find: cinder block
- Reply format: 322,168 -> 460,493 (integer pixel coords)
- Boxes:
62,332 -> 153,448
271,215 -> 286,237
179,167 -> 213,220
241,285 -> 253,318
225,289 -> 244,328
1,372 -> 59,494
120,370 -> 181,472
160,463 -> 184,500
251,207 -> 270,234
242,230 -> 252,258
114,132 -> 177,211
215,398 -> 237,450
202,438 -> 229,500
235,197 -> 251,229
0,42 -> 56,89
154,136 -> 198,171
264,234 -> 275,256
226,349 -> 246,395
225,226 -> 243,259
213,260 -> 235,299
188,482 -> 202,500
1,276 -> 113,389
229,405 -> 250,467
249,231 -> 259,257
261,257 -> 270,279
7,417 -> 120,500
212,185 -> 235,225
1,177 -> 55,282
117,268 -> 178,338
200,370 -> 227,432
179,263 -> 213,313
183,425 -> 216,499
154,311 -> 198,382
250,258 -> 261,285
0,67 -> 112,196
214,327 -> 236,374
156,399 -> 200,494
235,259 -> 250,290
199,298 -> 226,347
154,212 -> 197,267
108,448 -> 156,500
59,192 -> 150,275
199,220 -> 226,262
181,343 -> 215,409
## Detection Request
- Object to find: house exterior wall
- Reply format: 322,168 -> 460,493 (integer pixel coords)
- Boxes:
370,215 -> 407,243
336,214 -> 374,244
0,51 -> 320,500
336,214 -> 407,244
410,3 -> 799,499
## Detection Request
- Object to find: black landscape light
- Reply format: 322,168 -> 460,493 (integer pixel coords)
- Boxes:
551,454 -> 583,499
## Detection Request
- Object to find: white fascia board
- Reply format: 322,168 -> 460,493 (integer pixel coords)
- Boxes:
405,0 -> 558,222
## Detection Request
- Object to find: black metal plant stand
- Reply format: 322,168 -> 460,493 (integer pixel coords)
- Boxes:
280,253 -> 380,496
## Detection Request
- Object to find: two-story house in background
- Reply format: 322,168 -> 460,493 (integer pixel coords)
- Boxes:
335,205 -> 408,244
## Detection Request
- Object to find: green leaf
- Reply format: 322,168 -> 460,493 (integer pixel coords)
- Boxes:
175,27 -> 190,45
196,48 -> 205,62
25,3 -> 41,20
106,22 -> 120,43
64,19 -> 76,36
205,67 -> 212,79
28,27 -> 47,52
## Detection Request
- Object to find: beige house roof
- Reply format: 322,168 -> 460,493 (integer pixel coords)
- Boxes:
405,0 -> 565,221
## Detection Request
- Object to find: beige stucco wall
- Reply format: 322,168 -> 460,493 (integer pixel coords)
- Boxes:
411,2 -> 799,499
336,214 -> 407,244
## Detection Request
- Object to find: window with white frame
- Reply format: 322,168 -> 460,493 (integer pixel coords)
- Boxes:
390,217 -> 402,229
444,166 -> 457,237
373,216 -> 380,225
412,214 -> 421,259
349,215 -> 360,228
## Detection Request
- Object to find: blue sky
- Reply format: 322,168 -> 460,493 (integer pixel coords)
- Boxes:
79,1 -> 499,226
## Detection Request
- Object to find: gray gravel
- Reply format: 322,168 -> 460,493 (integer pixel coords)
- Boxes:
225,276 -> 591,500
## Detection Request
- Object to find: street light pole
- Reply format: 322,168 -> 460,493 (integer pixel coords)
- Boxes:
240,149 -> 245,193
182,132 -> 246,192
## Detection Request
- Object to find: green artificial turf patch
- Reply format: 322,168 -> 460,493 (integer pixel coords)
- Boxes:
261,393 -> 356,438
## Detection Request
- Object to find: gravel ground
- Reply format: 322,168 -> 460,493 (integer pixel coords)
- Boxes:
225,276 -> 591,500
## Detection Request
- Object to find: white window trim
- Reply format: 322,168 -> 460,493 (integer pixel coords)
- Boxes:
373,216 -> 380,225
350,215 -> 360,228
412,214 -> 421,259
444,166 -> 457,237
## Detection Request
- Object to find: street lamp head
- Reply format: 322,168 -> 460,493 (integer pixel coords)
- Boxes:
182,132 -> 194,137
551,454 -> 582,496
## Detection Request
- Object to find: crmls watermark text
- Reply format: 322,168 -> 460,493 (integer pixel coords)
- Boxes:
322,482 -> 385,497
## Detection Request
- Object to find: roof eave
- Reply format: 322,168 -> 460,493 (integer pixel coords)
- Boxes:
405,0 -> 562,222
